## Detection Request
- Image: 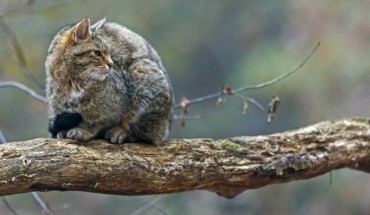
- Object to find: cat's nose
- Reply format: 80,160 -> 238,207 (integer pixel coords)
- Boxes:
106,57 -> 114,69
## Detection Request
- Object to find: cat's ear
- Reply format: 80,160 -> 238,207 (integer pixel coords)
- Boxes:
91,17 -> 106,31
72,18 -> 91,42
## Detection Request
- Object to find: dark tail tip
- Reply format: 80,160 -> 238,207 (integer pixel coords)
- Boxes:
49,112 -> 83,138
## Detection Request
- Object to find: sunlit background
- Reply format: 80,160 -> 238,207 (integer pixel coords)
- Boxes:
0,0 -> 369,214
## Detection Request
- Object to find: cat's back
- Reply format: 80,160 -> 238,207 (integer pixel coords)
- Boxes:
97,22 -> 163,67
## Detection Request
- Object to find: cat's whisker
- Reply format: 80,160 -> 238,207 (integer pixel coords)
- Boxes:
81,70 -> 94,84
81,68 -> 109,84
110,70 -> 125,89
110,71 -> 120,82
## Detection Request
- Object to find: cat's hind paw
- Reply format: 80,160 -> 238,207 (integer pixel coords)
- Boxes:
66,128 -> 93,142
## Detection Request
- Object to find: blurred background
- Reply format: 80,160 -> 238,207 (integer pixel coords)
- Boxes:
0,0 -> 369,214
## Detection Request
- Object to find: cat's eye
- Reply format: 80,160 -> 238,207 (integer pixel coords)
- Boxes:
93,50 -> 102,57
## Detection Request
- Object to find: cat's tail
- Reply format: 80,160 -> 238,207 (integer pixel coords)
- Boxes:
49,112 -> 82,138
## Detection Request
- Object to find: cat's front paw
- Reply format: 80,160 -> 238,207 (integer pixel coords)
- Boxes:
56,130 -> 67,139
66,128 -> 92,142
105,127 -> 128,144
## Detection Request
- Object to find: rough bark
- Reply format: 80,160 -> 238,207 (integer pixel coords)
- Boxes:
0,118 -> 369,198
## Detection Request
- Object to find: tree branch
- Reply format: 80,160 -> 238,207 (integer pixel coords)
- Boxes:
0,118 -> 368,198
0,16 -> 44,89
174,42 -> 320,109
0,81 -> 46,103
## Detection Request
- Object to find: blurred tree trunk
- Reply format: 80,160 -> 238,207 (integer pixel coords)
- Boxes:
0,118 -> 368,198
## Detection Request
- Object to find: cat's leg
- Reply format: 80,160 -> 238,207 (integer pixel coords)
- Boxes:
127,59 -> 173,145
132,111 -> 171,146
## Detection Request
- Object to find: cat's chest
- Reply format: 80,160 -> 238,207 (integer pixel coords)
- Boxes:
63,84 -> 106,111
64,87 -> 85,109
69,88 -> 84,103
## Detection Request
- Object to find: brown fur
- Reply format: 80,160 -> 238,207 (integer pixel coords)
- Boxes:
46,18 -> 173,145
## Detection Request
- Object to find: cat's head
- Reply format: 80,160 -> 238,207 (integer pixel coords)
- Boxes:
47,18 -> 114,82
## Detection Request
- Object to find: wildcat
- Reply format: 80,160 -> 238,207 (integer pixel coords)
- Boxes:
45,18 -> 173,145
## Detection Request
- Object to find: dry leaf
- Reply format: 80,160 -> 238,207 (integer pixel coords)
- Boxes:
242,100 -> 249,114
174,114 -> 186,127
178,118 -> 186,127
267,95 -> 280,123
217,96 -> 226,106
223,84 -> 233,95
27,0 -> 35,6
180,97 -> 190,114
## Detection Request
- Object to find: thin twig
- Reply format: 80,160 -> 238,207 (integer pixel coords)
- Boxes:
2,197 -> 19,215
31,192 -> 53,215
0,129 -> 7,143
0,15 -> 44,89
139,197 -> 170,215
0,130 -> 5,144
0,81 -> 46,103
234,93 -> 264,111
174,42 -> 320,109
173,114 -> 202,120
129,196 -> 164,215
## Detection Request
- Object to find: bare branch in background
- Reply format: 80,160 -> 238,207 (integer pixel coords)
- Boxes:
174,42 -> 321,109
1,197 -> 19,215
31,192 -> 53,215
0,15 -> 44,89
129,197 -> 166,215
173,113 -> 202,127
0,81 -> 46,103
138,197 -> 170,215
232,42 -> 321,93
0,130 -> 5,144
233,93 -> 264,111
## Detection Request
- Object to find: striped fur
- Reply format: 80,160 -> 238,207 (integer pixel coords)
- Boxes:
45,18 -> 173,145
